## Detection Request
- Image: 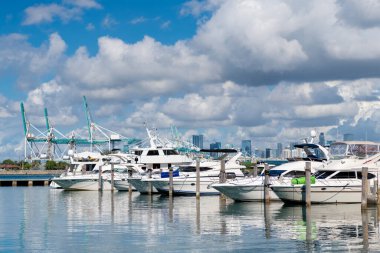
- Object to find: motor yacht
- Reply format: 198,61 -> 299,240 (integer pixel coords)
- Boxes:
271,141 -> 380,203
147,152 -> 246,195
211,142 -> 329,201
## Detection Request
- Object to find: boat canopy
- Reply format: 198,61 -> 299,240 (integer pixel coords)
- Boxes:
329,141 -> 380,159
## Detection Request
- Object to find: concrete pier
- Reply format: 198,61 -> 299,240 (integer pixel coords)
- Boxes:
0,170 -> 62,187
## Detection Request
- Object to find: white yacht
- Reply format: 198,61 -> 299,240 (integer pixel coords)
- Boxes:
147,152 -> 246,195
127,128 -> 194,194
52,152 -> 138,191
271,141 -> 380,203
211,142 -> 329,201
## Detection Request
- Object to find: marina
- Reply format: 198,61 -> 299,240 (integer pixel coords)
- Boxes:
2,187 -> 380,252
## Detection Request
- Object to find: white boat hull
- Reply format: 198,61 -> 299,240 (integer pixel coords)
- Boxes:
53,178 -> 113,191
127,178 -> 158,194
271,184 -> 362,203
212,183 -> 279,201
149,177 -> 222,195
113,179 -> 135,191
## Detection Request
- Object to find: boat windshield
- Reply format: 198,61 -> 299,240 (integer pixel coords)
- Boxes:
313,170 -> 336,179
329,143 -> 380,159
267,170 -> 286,177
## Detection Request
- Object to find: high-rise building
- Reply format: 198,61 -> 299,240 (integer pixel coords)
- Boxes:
276,143 -> 283,158
210,142 -> 222,158
241,140 -> 252,156
319,132 -> 325,146
343,133 -> 354,141
192,135 -> 204,149
265,148 -> 271,158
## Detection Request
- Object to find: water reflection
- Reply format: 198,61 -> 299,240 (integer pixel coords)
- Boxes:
2,188 -> 380,252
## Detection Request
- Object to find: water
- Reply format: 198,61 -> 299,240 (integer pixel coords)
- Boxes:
1,187 -> 380,252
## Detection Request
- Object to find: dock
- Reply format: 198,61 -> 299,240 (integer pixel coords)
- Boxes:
0,170 -> 63,187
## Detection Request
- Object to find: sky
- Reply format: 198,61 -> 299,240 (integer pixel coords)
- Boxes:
1,0 -> 380,160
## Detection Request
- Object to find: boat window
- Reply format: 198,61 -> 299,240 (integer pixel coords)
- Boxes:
314,170 -> 336,179
226,173 -> 236,179
357,172 -> 376,180
85,164 -> 96,171
283,171 -> 305,178
331,171 -> 357,179
153,164 -> 160,169
348,144 -> 379,158
147,150 -> 159,156
268,170 -> 286,177
163,150 -> 179,155
134,150 -> 143,156
179,166 -> 213,172
329,143 -> 348,158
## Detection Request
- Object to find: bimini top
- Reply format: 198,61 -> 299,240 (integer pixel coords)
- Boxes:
200,149 -> 238,153
329,141 -> 380,159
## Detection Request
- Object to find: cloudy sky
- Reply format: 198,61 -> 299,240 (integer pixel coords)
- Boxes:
1,0 -> 380,160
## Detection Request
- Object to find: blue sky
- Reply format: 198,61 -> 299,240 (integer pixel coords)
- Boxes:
2,0 -> 380,160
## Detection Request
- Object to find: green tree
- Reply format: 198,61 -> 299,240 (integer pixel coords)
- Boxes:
45,160 -> 57,170
2,159 -> 15,165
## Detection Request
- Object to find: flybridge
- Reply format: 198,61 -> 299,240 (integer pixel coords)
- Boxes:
20,96 -> 140,161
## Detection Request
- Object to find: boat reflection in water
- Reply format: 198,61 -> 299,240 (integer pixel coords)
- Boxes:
9,188 -> 378,252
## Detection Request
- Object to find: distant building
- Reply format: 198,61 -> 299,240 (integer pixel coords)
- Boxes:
343,133 -> 354,141
241,140 -> 252,156
192,135 -> 204,149
276,143 -> 283,158
319,132 -> 325,146
265,148 -> 271,158
210,142 -> 222,158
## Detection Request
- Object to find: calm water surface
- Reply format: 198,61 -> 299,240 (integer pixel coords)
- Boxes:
1,187 -> 380,252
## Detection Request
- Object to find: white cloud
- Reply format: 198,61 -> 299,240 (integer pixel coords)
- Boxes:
23,4 -> 81,25
64,0 -> 102,9
102,14 -> 117,28
130,16 -> 146,25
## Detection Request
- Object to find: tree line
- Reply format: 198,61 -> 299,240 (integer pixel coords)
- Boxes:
1,159 -> 68,170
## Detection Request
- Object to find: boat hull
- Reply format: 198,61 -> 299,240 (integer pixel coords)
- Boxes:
271,184 -> 362,203
149,177 -> 221,195
127,178 -> 158,194
212,183 -> 279,201
52,178 -> 113,191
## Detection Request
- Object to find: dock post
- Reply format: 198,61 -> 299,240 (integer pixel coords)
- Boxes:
98,165 -> 103,191
253,164 -> 258,177
111,163 -> 114,192
362,167 -> 369,209
147,168 -> 152,195
196,158 -> 200,199
169,167 -> 173,197
377,180 -> 380,206
264,163 -> 270,203
219,159 -> 226,183
28,181 -> 33,187
128,169 -> 133,194
12,181 -> 17,187
44,181 -> 49,186
305,161 -> 311,207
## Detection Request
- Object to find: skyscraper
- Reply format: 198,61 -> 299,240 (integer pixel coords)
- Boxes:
276,143 -> 283,158
192,135 -> 204,149
210,142 -> 222,158
319,132 -> 325,146
241,140 -> 252,156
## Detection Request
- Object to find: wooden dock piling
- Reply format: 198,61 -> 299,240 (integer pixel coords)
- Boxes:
98,165 -> 103,191
111,163 -> 115,192
361,167 -> 369,209
219,159 -> 226,184
264,163 -> 270,203
169,167 -> 173,197
128,168 -> 133,194
305,161 -> 311,207
253,165 -> 258,177
196,159 -> 200,199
